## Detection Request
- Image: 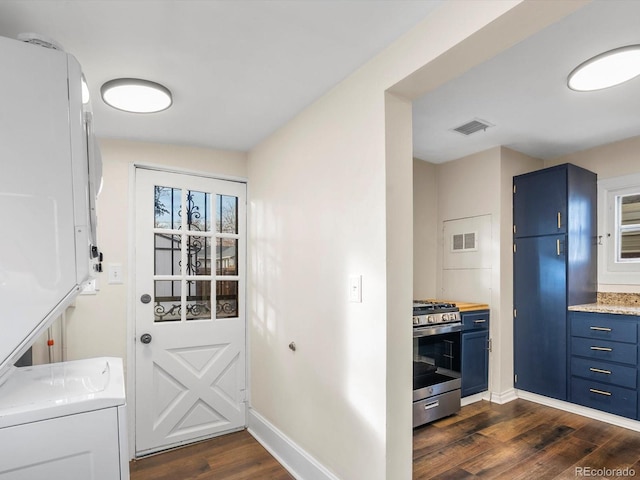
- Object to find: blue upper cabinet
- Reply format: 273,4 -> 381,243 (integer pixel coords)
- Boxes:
513,163 -> 597,402
514,165 -> 567,238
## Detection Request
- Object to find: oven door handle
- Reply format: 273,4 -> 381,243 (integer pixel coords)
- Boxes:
423,400 -> 440,411
413,322 -> 462,337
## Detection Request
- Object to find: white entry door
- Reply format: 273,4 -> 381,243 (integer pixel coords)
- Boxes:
134,167 -> 246,456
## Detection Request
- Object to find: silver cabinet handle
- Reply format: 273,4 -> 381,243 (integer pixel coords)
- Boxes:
474,319 -> 487,324
589,388 -> 612,396
590,326 -> 612,332
590,346 -> 613,352
589,367 -> 612,374
557,212 -> 562,229
424,401 -> 440,411
556,239 -> 561,256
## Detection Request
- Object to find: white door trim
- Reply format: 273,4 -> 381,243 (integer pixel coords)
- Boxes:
126,163 -> 248,460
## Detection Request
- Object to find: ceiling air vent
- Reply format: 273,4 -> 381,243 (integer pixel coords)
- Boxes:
452,118 -> 493,136
17,32 -> 64,51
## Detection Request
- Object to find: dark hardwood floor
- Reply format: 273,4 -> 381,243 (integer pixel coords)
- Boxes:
414,399 -> 640,479
129,430 -> 294,480
130,399 -> 640,479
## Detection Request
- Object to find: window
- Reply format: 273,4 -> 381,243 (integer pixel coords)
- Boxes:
617,193 -> 640,261
598,173 -> 640,284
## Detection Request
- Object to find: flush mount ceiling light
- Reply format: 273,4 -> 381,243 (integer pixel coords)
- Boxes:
568,45 -> 640,92
101,78 -> 172,113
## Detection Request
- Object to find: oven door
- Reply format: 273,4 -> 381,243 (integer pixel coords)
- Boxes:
413,327 -> 461,402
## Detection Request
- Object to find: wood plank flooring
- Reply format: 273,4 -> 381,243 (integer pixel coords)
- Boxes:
129,430 -> 294,480
414,399 -> 640,479
130,399 -> 640,479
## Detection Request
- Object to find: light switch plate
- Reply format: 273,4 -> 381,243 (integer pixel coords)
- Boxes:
108,263 -> 123,284
348,275 -> 362,303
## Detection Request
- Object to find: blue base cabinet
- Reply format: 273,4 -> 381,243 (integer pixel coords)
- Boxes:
461,310 -> 489,397
569,311 -> 639,420
513,164 -> 597,401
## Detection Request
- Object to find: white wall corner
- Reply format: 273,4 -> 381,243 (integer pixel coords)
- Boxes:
247,408 -> 339,480
490,388 -> 518,405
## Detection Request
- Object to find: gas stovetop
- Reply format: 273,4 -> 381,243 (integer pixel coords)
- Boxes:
412,301 -> 460,327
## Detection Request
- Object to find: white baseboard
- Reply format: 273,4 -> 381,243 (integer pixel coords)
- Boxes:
516,390 -> 640,432
461,389 -> 516,406
490,388 -> 518,405
247,408 -> 339,480
461,392 -> 489,406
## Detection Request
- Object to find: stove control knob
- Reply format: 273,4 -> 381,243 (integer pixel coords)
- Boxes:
427,315 -> 435,323
413,316 -> 420,325
441,314 -> 449,322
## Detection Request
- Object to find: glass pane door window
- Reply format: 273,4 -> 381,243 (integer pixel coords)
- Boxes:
153,186 -> 240,321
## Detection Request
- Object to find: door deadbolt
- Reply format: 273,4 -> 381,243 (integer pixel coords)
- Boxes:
140,294 -> 152,304
140,333 -> 152,344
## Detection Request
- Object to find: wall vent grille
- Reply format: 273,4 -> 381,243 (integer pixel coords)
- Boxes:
452,232 -> 477,252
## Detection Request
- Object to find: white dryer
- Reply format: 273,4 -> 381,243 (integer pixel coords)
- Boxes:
0,34 -> 129,480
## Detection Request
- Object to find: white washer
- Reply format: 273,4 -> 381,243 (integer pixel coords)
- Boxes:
0,357 -> 129,480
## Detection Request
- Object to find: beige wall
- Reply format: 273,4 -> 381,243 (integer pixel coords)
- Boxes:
412,147 -> 542,399
413,159 -> 437,299
547,135 -> 640,293
546,135 -> 640,180
436,148 -> 503,393
245,1 -> 566,477
28,1 -> 593,478
34,139 -> 247,367
244,1 -> 578,476
413,136 -> 640,398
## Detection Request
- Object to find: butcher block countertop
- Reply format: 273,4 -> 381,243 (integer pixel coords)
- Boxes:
416,299 -> 489,312
454,302 -> 490,312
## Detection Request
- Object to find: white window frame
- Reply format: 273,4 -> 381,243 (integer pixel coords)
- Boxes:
598,173 -> 640,285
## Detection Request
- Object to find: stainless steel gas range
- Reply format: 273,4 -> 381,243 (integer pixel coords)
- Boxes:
413,301 -> 462,427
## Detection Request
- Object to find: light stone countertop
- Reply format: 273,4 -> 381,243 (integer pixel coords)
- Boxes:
568,292 -> 640,316
568,303 -> 640,316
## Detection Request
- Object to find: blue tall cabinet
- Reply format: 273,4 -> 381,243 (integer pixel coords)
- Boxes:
513,164 -> 597,400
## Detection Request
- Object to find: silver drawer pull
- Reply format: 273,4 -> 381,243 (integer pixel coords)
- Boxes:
589,388 -> 612,397
474,319 -> 487,324
589,367 -> 612,375
590,346 -> 613,352
590,326 -> 612,332
424,401 -> 440,411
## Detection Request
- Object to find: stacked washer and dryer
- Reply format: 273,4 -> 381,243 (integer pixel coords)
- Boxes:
0,34 -> 129,479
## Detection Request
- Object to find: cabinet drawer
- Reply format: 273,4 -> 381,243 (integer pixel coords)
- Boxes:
461,311 -> 489,331
413,389 -> 460,427
570,312 -> 637,344
570,356 -> 637,389
571,377 -> 637,419
570,337 -> 637,366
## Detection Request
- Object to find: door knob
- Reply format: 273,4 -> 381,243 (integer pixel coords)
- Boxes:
140,294 -> 152,304
140,333 -> 152,344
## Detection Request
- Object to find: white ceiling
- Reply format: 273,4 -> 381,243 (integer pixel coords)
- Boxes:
0,0 -> 443,152
413,1 -> 640,164
1,1 -> 638,164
